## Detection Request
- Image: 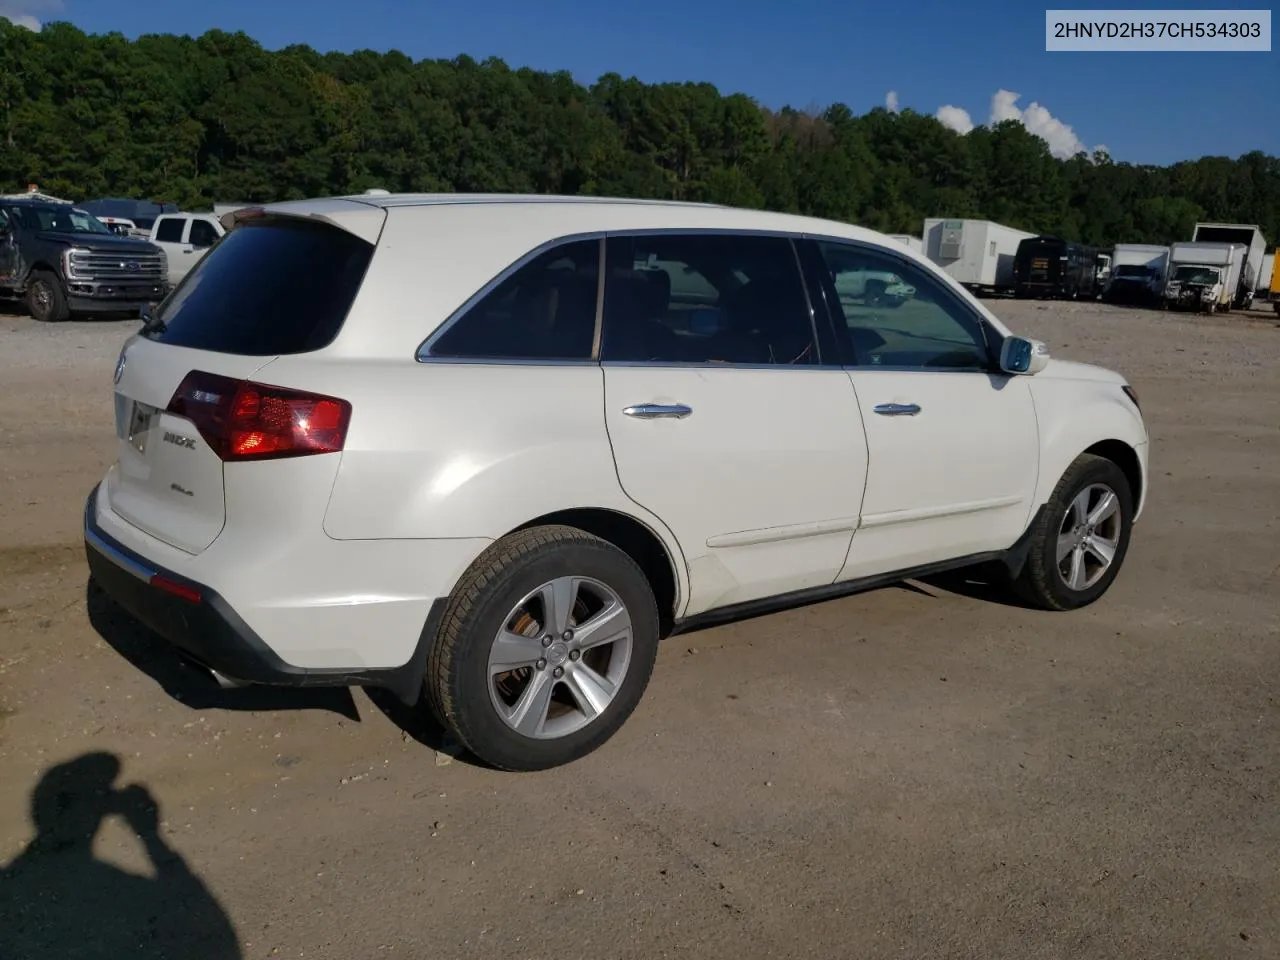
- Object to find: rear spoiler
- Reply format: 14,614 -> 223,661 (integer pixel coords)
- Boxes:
219,200 -> 386,246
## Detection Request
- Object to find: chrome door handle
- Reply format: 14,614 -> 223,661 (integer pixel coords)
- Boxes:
873,402 -> 921,416
623,403 -> 692,420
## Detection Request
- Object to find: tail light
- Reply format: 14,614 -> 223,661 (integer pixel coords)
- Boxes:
167,371 -> 351,461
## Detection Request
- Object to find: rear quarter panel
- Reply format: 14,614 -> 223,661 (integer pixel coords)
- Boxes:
258,355 -> 691,609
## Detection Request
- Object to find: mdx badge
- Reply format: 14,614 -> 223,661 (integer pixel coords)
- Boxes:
163,431 -> 196,450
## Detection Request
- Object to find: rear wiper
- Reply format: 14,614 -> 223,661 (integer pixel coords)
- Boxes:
139,306 -> 167,337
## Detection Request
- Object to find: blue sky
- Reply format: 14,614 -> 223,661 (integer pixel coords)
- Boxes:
5,0 -> 1277,164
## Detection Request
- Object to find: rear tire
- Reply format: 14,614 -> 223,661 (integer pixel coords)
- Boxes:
26,270 -> 70,322
1011,454 -> 1134,611
426,524 -> 660,771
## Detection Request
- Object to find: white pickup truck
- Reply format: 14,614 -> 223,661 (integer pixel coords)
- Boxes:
148,212 -> 226,286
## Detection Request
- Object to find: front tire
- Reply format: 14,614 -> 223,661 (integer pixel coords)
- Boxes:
1011,454 -> 1134,611
26,270 -> 70,322
426,525 -> 660,771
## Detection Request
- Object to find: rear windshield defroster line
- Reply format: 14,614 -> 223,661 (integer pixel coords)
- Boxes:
148,216 -> 374,357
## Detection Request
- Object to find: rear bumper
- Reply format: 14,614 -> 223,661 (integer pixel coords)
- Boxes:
84,484 -> 445,705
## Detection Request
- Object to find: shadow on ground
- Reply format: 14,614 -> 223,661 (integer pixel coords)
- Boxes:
0,751 -> 241,959
85,579 -> 361,719
84,579 -> 474,761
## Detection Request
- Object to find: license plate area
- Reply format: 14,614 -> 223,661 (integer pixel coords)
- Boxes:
126,400 -> 158,455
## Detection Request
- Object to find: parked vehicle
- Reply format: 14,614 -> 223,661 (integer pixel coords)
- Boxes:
0,196 -> 169,322
1163,241 -> 1245,313
149,212 -> 226,286
1191,223 -> 1265,309
1012,236 -> 1104,300
921,218 -> 1035,296
1090,252 -> 1111,289
1104,244 -> 1170,306
79,197 -> 180,235
1268,247 -> 1280,314
1254,251 -> 1274,295
85,194 -> 1149,771
96,216 -> 143,238
886,234 -> 923,255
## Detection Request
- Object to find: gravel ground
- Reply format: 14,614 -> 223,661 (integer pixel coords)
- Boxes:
0,298 -> 1277,960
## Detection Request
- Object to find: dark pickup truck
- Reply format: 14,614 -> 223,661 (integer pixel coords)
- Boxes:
0,197 -> 170,321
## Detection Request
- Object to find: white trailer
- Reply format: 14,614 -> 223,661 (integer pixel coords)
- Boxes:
886,234 -> 923,255
1255,252 -> 1274,294
1191,223 -> 1266,308
922,218 -> 1035,295
1104,243 -> 1170,305
1163,241 -> 1245,313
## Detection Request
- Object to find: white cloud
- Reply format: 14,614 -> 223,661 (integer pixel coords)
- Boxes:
0,0 -> 62,31
988,88 -> 1094,159
885,90 -> 900,113
934,88 -> 1105,159
935,104 -> 974,135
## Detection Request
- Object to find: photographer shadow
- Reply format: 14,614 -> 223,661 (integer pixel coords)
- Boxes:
0,751 -> 241,959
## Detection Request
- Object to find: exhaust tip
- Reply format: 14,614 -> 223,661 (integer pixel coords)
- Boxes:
208,668 -> 248,690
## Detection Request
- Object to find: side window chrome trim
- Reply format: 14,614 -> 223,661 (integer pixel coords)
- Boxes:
600,361 -> 848,371
415,230 -> 606,362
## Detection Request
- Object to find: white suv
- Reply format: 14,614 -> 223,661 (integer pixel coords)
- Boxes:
85,194 -> 1149,771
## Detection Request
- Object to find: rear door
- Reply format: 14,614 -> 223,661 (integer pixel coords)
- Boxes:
107,215 -> 377,554
599,232 -> 868,616
150,215 -> 191,284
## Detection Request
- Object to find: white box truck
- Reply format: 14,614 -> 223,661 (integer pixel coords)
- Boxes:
1104,243 -> 1170,306
922,218 -> 1035,295
1191,223 -> 1266,308
1255,251 -> 1274,295
1163,242 -> 1245,313
886,234 -> 924,255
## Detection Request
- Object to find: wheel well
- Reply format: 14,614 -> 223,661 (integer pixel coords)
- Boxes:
517,508 -> 680,637
1084,439 -> 1142,511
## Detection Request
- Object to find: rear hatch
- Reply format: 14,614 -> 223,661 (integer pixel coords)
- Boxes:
106,212 -> 377,554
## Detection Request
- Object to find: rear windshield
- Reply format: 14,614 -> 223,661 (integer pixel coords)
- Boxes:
148,217 -> 374,356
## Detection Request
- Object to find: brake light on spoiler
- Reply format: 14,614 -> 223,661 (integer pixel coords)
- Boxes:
167,371 -> 351,461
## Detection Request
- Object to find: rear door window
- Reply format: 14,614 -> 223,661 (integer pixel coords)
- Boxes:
154,217 -> 185,243
148,217 -> 374,356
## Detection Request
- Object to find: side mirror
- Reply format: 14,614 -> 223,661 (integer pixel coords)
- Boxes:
999,335 -> 1050,375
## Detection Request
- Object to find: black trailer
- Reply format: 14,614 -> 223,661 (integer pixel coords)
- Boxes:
1013,235 -> 1104,300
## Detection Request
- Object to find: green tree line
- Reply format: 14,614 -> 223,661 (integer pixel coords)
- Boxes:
2,20 -> 1277,248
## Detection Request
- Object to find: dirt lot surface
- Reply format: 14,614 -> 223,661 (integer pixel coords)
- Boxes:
1,298 -> 1277,959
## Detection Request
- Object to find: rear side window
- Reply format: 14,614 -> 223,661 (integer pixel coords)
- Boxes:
189,219 -> 219,248
149,218 -> 373,356
427,239 -> 600,361
154,217 -> 185,243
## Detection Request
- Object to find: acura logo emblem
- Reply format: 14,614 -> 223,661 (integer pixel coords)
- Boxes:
114,352 -> 126,384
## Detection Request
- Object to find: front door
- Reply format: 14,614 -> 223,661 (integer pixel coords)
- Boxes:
599,232 -> 869,616
806,238 -> 1040,581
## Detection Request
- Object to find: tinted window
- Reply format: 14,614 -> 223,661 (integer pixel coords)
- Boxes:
600,234 -> 816,365
429,239 -> 600,361
154,217 -> 185,243
189,219 -> 218,248
148,217 -> 373,356
816,241 -> 991,370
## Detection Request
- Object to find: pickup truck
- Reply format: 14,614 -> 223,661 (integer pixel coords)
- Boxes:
0,197 -> 169,322
148,212 -> 226,286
